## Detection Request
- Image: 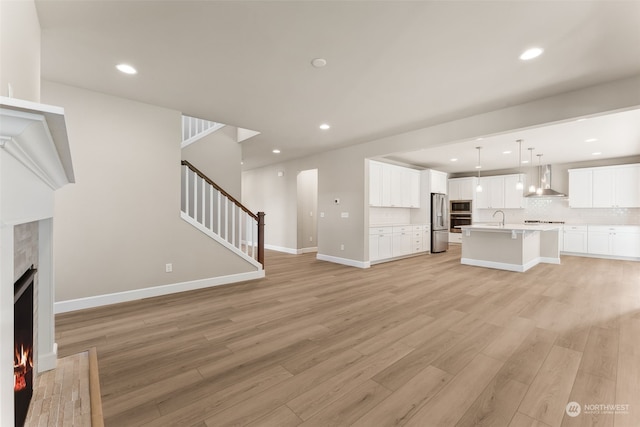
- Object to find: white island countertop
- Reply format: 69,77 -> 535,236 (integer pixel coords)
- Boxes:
460,223 -> 562,232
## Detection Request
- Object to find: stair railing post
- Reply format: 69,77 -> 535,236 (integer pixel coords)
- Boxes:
257,212 -> 265,267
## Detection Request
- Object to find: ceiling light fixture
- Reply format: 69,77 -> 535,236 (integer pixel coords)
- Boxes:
592,152 -> 602,155
311,58 -> 327,68
272,149 -> 281,154
528,147 -> 536,193
520,47 -> 544,61
319,123 -> 330,130
585,138 -> 598,142
503,151 -> 512,155
450,158 -> 458,162
116,63 -> 137,74
475,147 -> 483,193
515,139 -> 524,190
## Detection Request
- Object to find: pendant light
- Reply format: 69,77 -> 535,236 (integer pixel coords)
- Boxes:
536,154 -> 544,195
515,139 -> 524,190
475,146 -> 483,193
528,147 -> 536,193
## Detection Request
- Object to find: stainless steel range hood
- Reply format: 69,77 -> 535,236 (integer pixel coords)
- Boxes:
525,164 -> 566,197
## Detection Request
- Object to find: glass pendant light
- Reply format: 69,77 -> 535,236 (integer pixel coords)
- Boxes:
475,146 -> 483,192
528,147 -> 536,193
516,139 -> 524,190
536,154 -> 544,195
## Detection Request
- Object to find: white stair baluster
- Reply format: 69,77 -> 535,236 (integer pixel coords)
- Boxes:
209,186 -> 214,232
217,191 -> 221,235
183,166 -> 189,216
231,204 -> 236,247
200,177 -> 205,225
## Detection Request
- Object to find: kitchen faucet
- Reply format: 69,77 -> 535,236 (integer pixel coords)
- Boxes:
493,210 -> 505,227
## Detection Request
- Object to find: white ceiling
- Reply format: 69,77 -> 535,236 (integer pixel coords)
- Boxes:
35,1 -> 640,170
385,107 -> 640,173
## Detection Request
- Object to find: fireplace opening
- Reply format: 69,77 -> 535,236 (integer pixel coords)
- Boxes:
14,265 -> 36,427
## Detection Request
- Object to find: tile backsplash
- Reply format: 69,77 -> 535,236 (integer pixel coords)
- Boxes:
476,198 -> 640,225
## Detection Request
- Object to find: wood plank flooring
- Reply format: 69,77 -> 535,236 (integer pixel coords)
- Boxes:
55,246 -> 640,426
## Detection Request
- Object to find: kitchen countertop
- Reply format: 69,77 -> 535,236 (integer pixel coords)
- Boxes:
460,223 -> 562,232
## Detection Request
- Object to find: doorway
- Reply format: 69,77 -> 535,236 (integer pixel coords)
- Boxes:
297,169 -> 318,253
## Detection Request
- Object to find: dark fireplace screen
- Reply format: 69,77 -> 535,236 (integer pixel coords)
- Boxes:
14,266 -> 36,427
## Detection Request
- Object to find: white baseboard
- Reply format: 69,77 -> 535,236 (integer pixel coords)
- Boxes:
461,257 -> 540,273
265,244 -> 300,255
560,252 -> 640,262
54,270 -> 265,314
301,247 -> 318,254
540,256 -> 561,265
316,253 -> 370,269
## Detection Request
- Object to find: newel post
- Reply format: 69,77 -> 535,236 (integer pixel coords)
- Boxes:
257,212 -> 266,267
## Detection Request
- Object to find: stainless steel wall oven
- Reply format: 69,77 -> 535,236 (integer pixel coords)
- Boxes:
450,200 -> 472,233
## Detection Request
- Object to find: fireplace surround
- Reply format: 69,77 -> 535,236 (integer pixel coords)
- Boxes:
1,97 -> 74,425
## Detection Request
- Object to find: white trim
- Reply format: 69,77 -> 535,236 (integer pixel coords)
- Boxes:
460,257 -> 541,273
54,270 -> 265,314
265,244 -> 300,255
181,211 -> 262,269
301,246 -> 318,254
540,256 -> 561,264
37,345 -> 57,373
316,253 -> 370,269
560,252 -> 640,262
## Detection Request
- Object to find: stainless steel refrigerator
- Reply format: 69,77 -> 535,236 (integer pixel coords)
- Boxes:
431,193 -> 448,253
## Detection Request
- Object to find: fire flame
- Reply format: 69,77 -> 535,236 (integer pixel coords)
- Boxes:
14,344 -> 33,392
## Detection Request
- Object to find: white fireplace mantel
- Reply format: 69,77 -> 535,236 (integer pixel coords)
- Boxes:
1,96 -> 74,426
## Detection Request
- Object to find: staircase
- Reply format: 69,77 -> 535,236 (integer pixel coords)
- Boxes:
181,115 -> 225,149
181,160 -> 264,268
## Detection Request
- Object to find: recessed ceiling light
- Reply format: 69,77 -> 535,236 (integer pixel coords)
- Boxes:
319,123 -> 330,130
311,58 -> 327,68
520,47 -> 544,61
585,138 -> 598,142
503,151 -> 512,154
577,118 -> 587,122
476,138 -> 483,141
592,152 -> 602,155
272,149 -> 281,154
475,165 -> 482,169
116,63 -> 137,74
450,158 -> 458,162
521,160 -> 529,164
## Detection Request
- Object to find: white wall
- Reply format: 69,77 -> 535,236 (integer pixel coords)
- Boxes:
242,75 -> 640,266
182,125 -> 242,199
42,82 -> 257,303
0,0 -> 40,102
296,169 -> 318,251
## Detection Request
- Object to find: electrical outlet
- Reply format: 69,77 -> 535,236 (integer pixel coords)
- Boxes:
309,236 -> 313,242
165,263 -> 173,273
340,244 -> 345,251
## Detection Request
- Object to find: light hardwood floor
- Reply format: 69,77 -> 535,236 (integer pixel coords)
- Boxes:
55,246 -> 640,426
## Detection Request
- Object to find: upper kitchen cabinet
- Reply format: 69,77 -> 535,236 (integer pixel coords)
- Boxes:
475,174 -> 524,209
430,170 -> 448,194
369,160 -> 421,208
569,163 -> 640,208
448,177 -> 476,201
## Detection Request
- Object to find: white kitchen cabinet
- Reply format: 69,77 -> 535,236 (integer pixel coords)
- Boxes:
562,225 -> 588,253
503,174 -> 525,208
369,226 -> 393,261
430,170 -> 448,194
411,225 -> 423,253
449,232 -> 462,244
448,177 -> 476,201
476,176 -> 505,209
392,225 -> 413,257
588,226 -> 640,258
569,164 -> 640,208
422,224 -> 431,252
369,160 -> 421,208
568,169 -> 592,208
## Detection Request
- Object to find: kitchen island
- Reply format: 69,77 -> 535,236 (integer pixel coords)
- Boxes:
459,223 -> 561,272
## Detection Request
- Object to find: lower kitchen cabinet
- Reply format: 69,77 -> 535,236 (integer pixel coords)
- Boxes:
562,225 -> 588,253
588,226 -> 640,258
370,224 -> 430,262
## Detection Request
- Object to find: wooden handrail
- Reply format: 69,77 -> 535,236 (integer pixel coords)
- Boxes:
181,160 -> 257,220
181,160 -> 265,267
